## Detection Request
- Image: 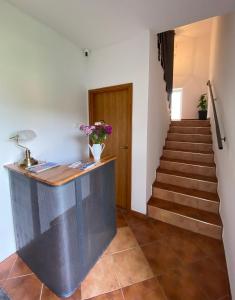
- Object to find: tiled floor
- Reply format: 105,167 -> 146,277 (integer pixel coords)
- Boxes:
0,209 -> 231,300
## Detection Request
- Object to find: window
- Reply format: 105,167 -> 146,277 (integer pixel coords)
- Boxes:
171,88 -> 182,120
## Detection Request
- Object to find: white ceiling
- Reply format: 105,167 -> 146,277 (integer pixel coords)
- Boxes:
6,0 -> 235,49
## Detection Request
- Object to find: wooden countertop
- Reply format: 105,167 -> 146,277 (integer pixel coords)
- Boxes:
5,156 -> 116,186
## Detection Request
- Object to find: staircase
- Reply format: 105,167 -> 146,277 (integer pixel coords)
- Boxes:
147,119 -> 222,239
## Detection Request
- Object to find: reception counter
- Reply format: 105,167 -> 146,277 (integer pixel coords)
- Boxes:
5,156 -> 116,298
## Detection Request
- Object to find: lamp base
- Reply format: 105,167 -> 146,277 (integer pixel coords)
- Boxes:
20,149 -> 38,168
20,157 -> 38,168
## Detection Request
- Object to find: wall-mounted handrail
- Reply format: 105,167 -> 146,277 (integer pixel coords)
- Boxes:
207,80 -> 225,150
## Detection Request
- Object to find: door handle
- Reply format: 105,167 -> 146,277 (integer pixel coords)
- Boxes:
120,146 -> 128,149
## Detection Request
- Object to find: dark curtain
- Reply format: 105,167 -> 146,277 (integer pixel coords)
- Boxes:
157,30 -> 175,102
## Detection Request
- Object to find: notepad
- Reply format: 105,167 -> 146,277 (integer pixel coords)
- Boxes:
27,162 -> 60,173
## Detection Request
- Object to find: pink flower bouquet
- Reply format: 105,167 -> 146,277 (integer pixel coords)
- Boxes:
80,122 -> 112,144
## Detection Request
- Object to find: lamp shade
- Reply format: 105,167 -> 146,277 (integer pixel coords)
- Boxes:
10,130 -> 37,142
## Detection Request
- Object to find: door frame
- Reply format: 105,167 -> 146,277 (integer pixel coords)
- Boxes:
88,83 -> 133,210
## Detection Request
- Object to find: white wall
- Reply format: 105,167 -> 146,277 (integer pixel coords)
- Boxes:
87,31 -> 170,213
0,1 -> 88,261
209,13 -> 235,299
146,32 -> 170,201
174,22 -> 212,119
0,3 -> 171,261
87,31 -> 150,213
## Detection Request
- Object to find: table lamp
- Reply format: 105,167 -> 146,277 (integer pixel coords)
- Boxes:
9,130 -> 38,168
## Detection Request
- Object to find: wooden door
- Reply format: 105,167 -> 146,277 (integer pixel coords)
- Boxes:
89,83 -> 132,209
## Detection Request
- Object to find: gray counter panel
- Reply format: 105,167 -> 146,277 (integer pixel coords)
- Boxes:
9,161 -> 116,297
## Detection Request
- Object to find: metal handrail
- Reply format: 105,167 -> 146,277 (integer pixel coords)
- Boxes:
207,80 -> 225,150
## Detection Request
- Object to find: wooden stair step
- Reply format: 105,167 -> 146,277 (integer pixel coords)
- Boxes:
163,148 -> 213,154
167,133 -> 212,143
153,182 -> 219,202
165,140 -> 212,152
148,198 -> 222,239
157,168 -> 217,193
157,168 -> 217,183
153,182 -> 219,213
169,126 -> 211,134
160,157 -> 216,177
160,157 -> 215,167
163,148 -> 214,164
148,198 -> 222,226
168,133 -> 212,136
148,197 -> 222,226
166,140 -> 212,145
171,120 -> 210,127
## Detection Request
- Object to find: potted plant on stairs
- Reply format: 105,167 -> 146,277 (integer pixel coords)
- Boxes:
197,93 -> 208,120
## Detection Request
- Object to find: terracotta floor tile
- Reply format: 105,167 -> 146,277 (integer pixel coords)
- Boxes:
41,284 -> 81,299
122,278 -> 167,300
122,210 -> 151,227
0,210 -> 231,300
219,296 -> 232,300
191,234 -> 228,270
151,220 -> 195,240
0,253 -> 17,281
141,241 -> 183,275
116,210 -> 128,228
129,221 -> 164,245
81,255 -> 119,300
105,227 -> 138,254
41,285 -> 61,300
129,218 -> 193,246
0,279 -> 6,288
158,266 -> 210,300
112,247 -> 154,287
187,257 -> 231,300
88,289 -> 124,300
8,256 -> 32,278
163,233 -> 208,265
192,234 -> 225,256
116,208 -> 126,215
4,274 -> 42,300
210,251 -> 228,273
69,288 -> 82,300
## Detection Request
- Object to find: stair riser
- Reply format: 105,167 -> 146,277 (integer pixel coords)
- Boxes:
167,133 -> 212,143
169,127 -> 211,134
171,120 -> 210,127
152,187 -> 219,213
157,172 -> 217,193
160,160 -> 216,177
148,205 -> 222,239
163,150 -> 214,163
165,141 -> 212,152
